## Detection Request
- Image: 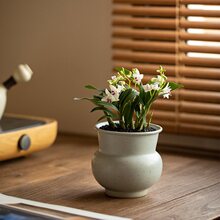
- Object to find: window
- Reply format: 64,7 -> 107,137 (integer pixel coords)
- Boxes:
112,0 -> 220,153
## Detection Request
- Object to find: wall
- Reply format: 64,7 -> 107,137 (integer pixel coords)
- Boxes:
0,0 -> 112,135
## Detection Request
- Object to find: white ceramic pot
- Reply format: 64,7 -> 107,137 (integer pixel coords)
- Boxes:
92,121 -> 163,198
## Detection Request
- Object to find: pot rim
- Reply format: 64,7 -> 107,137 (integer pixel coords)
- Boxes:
95,121 -> 163,136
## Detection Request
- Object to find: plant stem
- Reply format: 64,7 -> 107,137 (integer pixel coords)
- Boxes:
108,117 -> 116,128
120,116 -> 126,129
147,112 -> 153,129
104,111 -> 116,128
136,102 -> 153,131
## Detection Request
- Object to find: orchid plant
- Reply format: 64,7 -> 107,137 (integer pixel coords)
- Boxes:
75,66 -> 183,132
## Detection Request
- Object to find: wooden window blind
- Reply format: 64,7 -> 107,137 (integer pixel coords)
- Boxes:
112,0 -> 220,139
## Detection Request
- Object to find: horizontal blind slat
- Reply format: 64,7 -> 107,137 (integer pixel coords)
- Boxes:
113,6 -> 220,17
143,76 -> 220,91
113,28 -> 220,41
153,100 -> 220,115
113,28 -> 176,40
179,90 -> 220,103
113,18 -> 220,30
154,90 -> 220,104
153,110 -> 175,121
149,121 -> 176,133
152,100 -> 177,111
179,124 -> 220,138
113,62 -> 175,75
153,120 -> 220,138
181,8 -> 220,17
113,62 -> 220,79
180,78 -> 220,91
113,0 -> 175,5
180,20 -> 220,30
113,39 -> 175,52
180,66 -> 220,79
113,17 -> 176,29
181,56 -> 220,68
179,43 -> 220,54
113,40 -> 220,54
113,51 -> 220,68
113,5 -> 176,17
181,101 -> 220,115
181,0 -> 220,5
153,110 -> 220,126
180,113 -> 220,126
113,50 -> 175,64
180,32 -> 220,42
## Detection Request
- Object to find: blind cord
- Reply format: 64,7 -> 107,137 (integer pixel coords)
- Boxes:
175,0 -> 180,133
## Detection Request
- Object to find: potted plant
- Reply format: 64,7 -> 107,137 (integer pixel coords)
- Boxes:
75,66 -> 182,198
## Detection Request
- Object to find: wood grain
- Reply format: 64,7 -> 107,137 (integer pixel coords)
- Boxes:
0,134 -> 220,219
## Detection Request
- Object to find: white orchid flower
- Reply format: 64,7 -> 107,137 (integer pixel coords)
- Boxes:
151,75 -> 165,85
151,83 -> 160,91
163,93 -> 170,99
101,89 -> 118,103
116,84 -> 125,93
143,84 -> 152,92
119,81 -> 126,86
110,85 -> 123,96
143,83 -> 160,92
132,68 -> 143,84
101,85 -> 122,103
160,83 -> 171,99
132,68 -> 140,75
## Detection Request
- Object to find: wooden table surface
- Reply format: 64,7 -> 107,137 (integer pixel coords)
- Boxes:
1,134 -> 220,220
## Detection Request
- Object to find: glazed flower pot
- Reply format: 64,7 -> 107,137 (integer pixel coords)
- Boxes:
92,121 -> 163,198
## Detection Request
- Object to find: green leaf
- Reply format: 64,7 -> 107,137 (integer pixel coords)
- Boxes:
85,85 -> 98,90
115,67 -> 124,72
169,82 -> 184,91
123,91 -> 137,108
91,106 -> 105,112
123,101 -> 132,127
75,98 -> 117,113
156,65 -> 166,75
123,68 -> 131,76
144,91 -> 152,105
119,89 -> 133,107
138,84 -> 146,105
138,84 -> 153,106
93,95 -> 102,101
105,110 -> 118,118
115,67 -> 131,76
73,97 -> 92,101
97,115 -> 108,122
128,98 -> 139,127
95,101 -> 119,112
91,107 -> 118,118
135,103 -> 141,118
119,89 -> 138,128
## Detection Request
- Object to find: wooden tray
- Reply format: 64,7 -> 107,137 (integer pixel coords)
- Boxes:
0,114 -> 57,161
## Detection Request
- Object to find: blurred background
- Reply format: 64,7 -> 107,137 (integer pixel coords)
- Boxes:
0,0 -> 111,135
0,0 -> 220,153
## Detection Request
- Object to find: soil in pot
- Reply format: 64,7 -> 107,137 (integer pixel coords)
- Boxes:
100,123 -> 156,132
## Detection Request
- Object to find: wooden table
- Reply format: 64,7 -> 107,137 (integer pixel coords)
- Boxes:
1,134 -> 220,220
